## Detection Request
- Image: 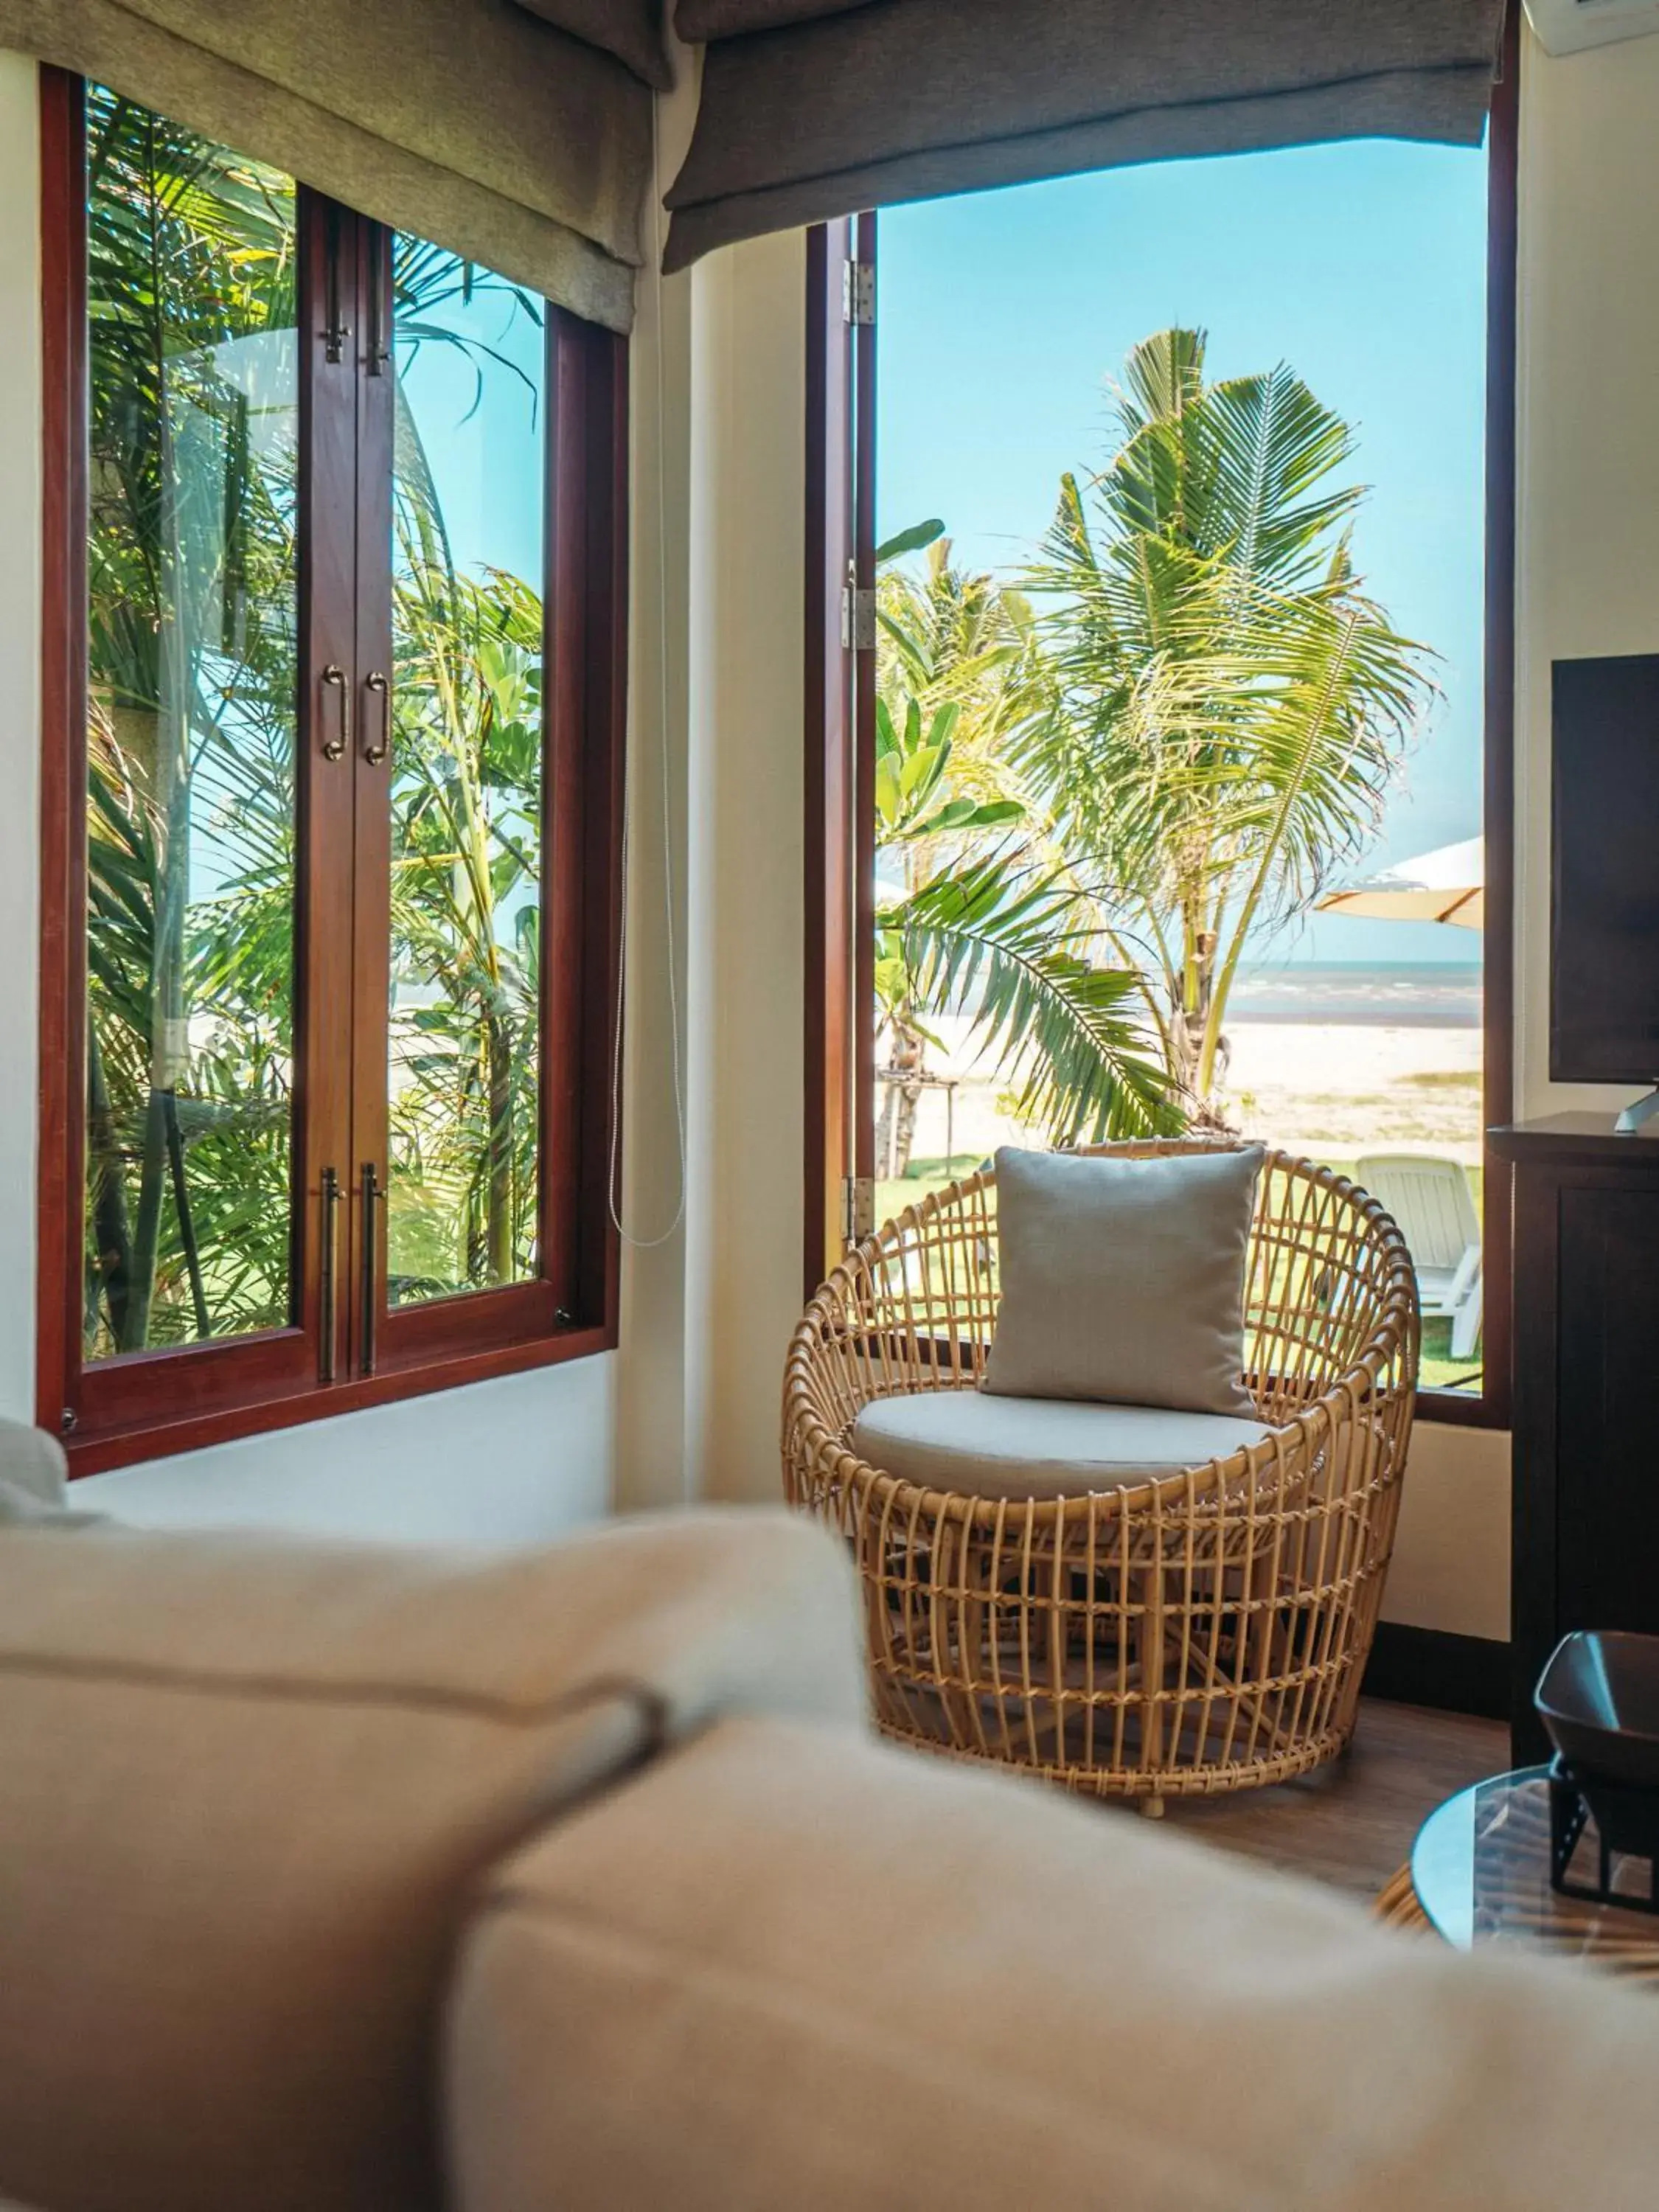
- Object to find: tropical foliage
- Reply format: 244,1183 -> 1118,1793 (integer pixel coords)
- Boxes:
873,529 -> 1178,1170
81,84 -> 548,1357
1018,327 -> 1436,1119
876,327 -> 1433,1153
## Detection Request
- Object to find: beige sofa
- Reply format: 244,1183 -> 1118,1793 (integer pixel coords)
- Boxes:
1,1427 -> 1658,2212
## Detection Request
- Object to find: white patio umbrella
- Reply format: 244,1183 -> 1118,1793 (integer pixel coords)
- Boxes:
1315,835 -> 1484,930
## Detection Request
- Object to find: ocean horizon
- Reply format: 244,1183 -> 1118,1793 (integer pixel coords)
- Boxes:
1229,961 -> 1482,1028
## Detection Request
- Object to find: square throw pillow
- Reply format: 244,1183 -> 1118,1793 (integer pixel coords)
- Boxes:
983,1145 -> 1265,1416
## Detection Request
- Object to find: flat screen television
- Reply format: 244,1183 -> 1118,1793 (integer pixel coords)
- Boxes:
1551,652 -> 1659,1114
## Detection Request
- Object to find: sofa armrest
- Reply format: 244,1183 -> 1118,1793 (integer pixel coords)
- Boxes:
0,1416 -> 88,1526
448,1714 -> 1659,2212
0,1508 -> 863,2212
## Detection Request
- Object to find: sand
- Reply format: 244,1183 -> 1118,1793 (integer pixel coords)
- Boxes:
894,1012 -> 1483,1173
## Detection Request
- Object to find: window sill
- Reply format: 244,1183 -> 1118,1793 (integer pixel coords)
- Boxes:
1416,1384 -> 1508,1433
59,1322 -> 615,1480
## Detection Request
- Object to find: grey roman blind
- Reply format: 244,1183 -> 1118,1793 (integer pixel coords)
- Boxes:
511,0 -> 672,91
0,0 -> 651,330
663,0 -> 1509,273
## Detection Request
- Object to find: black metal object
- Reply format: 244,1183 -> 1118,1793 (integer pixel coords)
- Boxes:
1548,1755 -> 1659,1913
1537,1629 -> 1659,1788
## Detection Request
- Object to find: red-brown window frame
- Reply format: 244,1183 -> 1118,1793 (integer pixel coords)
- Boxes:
36,69 -> 627,1475
804,11 -> 1520,1430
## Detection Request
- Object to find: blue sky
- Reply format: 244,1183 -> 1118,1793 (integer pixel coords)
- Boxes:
877,135 -> 1490,967
397,269 -> 545,587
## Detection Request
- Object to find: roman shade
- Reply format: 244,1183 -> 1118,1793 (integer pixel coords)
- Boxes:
663,0 -> 1509,272
512,0 -> 672,91
0,0 -> 652,330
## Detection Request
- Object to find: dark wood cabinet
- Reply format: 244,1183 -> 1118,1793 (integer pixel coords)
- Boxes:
1491,1115 -> 1659,1761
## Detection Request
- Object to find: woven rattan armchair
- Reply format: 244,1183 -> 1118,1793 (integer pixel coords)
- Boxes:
782,1141 -> 1420,1809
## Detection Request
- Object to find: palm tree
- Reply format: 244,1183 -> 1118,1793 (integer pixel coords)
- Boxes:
83,86 -> 300,1352
1018,328 -> 1436,1123
874,526 -> 1178,1163
81,84 -> 552,1349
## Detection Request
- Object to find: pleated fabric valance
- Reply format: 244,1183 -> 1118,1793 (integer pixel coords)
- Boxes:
0,0 -> 651,330
662,0 -> 1509,273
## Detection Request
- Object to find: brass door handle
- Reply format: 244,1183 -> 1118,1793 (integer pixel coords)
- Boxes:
360,1161 -> 384,1376
319,1166 -> 341,1382
363,670 -> 390,765
320,664 -> 350,761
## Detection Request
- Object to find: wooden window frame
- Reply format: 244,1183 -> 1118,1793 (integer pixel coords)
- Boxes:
804,10 -> 1520,1429
37,69 -> 626,1475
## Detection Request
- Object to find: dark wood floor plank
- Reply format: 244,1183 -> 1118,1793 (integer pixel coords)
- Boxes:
1149,1700 -> 1508,1900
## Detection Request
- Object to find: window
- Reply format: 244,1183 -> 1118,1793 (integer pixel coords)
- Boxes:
38,73 -> 626,1472
807,26 -> 1516,1425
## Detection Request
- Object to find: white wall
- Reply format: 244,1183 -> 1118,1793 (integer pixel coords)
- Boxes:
73,1356 -> 615,1540
683,233 -> 807,1506
1513,26 -> 1659,1126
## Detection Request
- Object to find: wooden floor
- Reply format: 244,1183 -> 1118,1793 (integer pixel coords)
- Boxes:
1147,1698 -> 1507,1902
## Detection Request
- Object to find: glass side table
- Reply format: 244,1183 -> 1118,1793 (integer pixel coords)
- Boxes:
1377,1765 -> 1659,1983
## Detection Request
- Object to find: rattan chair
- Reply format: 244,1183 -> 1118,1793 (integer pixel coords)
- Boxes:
782,1141 -> 1420,1809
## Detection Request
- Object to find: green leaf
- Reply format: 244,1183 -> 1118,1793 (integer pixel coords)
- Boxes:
880,854 -> 1180,1144
875,518 -> 946,564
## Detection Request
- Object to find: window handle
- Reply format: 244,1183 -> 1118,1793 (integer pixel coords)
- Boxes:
363,670 -> 390,764
360,1161 -> 384,1377
367,226 -> 391,377
320,664 -> 351,761
323,206 -> 348,364
319,1167 -> 341,1383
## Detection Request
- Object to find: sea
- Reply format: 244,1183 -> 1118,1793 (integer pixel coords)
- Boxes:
1228,962 -> 1482,1029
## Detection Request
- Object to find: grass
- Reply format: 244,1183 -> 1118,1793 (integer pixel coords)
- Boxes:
874,1150 -> 1484,1397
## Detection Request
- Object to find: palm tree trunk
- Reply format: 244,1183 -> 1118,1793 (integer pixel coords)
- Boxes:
122,1085 -> 169,1352
86,1023 -> 133,1346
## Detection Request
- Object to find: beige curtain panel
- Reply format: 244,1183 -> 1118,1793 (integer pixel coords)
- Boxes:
663,0 -> 1509,272
0,0 -> 651,331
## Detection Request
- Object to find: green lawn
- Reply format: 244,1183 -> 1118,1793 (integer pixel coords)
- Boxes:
875,1151 -> 1484,1397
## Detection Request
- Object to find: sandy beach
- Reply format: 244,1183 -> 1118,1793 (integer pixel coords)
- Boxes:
894,1010 -> 1483,1174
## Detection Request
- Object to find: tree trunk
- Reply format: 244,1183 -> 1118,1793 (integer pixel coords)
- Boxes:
877,1019 -> 926,1179
123,1085 -> 169,1352
86,1024 -> 133,1347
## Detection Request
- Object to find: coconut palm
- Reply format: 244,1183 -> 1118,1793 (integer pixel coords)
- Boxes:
874,526 -> 1178,1162
1018,327 -> 1436,1121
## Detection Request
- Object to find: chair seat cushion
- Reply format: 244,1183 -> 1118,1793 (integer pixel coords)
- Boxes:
849,1387 -> 1273,1501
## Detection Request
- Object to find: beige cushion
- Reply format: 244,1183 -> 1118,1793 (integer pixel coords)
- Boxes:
851,1386 -> 1271,1499
0,1509 -> 862,2212
984,1144 -> 1263,1414
0,1416 -> 101,1528
448,1712 -> 1659,2212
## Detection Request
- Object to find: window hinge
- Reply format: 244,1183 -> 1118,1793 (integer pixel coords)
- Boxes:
842,1174 -> 876,1246
842,259 -> 874,327
841,583 -> 877,653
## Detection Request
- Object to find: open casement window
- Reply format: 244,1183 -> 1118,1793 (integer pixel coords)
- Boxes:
803,213 -> 877,1295
37,72 -> 625,1473
804,10 -> 1519,1427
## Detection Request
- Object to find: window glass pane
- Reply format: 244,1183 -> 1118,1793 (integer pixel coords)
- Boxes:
83,87 -> 299,1359
873,140 -> 1489,1392
386,241 -> 546,1305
